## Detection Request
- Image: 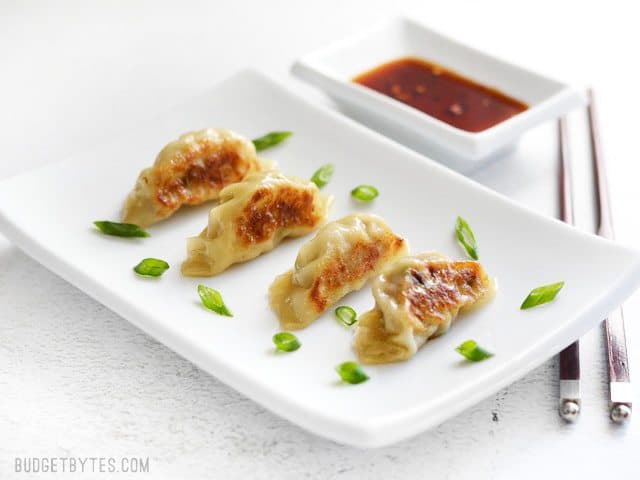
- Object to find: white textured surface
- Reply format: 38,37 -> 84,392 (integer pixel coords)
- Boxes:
1,1 -> 639,478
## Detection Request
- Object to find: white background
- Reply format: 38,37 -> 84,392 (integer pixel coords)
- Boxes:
1,1 -> 639,478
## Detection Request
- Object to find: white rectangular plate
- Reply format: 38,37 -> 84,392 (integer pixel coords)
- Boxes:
0,70 -> 638,447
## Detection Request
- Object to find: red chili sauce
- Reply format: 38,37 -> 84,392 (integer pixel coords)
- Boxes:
353,57 -> 528,132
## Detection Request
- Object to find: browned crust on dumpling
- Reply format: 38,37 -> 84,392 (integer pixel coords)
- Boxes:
150,136 -> 258,213
181,172 -> 332,277
268,214 -> 407,331
155,145 -> 249,209
236,186 -> 320,245
122,128 -> 261,227
403,261 -> 488,330
354,254 -> 493,365
309,234 -> 406,312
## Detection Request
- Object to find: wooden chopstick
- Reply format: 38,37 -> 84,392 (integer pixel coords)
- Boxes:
557,117 -> 582,422
587,89 -> 632,423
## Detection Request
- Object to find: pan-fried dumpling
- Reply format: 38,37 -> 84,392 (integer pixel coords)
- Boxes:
182,171 -> 332,276
354,252 -> 494,364
122,128 -> 265,227
269,214 -> 408,330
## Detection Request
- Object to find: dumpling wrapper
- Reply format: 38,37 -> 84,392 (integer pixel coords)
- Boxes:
122,128 -> 265,227
182,171 -> 332,277
354,252 -> 494,364
269,214 -> 408,330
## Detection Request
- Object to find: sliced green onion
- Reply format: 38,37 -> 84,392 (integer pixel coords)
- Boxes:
520,281 -> 565,310
455,340 -> 493,362
335,361 -> 369,384
252,131 -> 292,151
197,284 -> 233,317
351,185 -> 378,202
133,258 -> 169,277
93,220 -> 149,238
310,164 -> 334,188
272,332 -> 301,352
335,306 -> 357,327
455,216 -> 478,260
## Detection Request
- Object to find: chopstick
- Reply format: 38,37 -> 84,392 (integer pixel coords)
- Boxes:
587,89 -> 632,423
557,117 -> 581,422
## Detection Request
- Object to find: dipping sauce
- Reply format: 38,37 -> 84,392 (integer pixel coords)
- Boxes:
353,57 -> 528,132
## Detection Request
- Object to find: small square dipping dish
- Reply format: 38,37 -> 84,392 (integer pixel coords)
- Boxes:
292,17 -> 586,173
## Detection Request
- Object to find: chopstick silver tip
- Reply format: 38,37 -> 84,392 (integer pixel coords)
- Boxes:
559,379 -> 581,422
610,382 -> 632,423
559,399 -> 581,422
610,404 -> 632,424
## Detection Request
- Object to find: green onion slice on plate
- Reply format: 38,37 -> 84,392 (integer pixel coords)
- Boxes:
335,306 -> 357,327
310,164 -> 334,188
93,220 -> 149,238
133,258 -> 169,277
197,284 -> 233,317
520,281 -> 565,310
455,340 -> 493,362
252,131 -> 292,151
335,361 -> 369,384
272,332 -> 301,352
455,216 -> 478,260
351,185 -> 378,202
